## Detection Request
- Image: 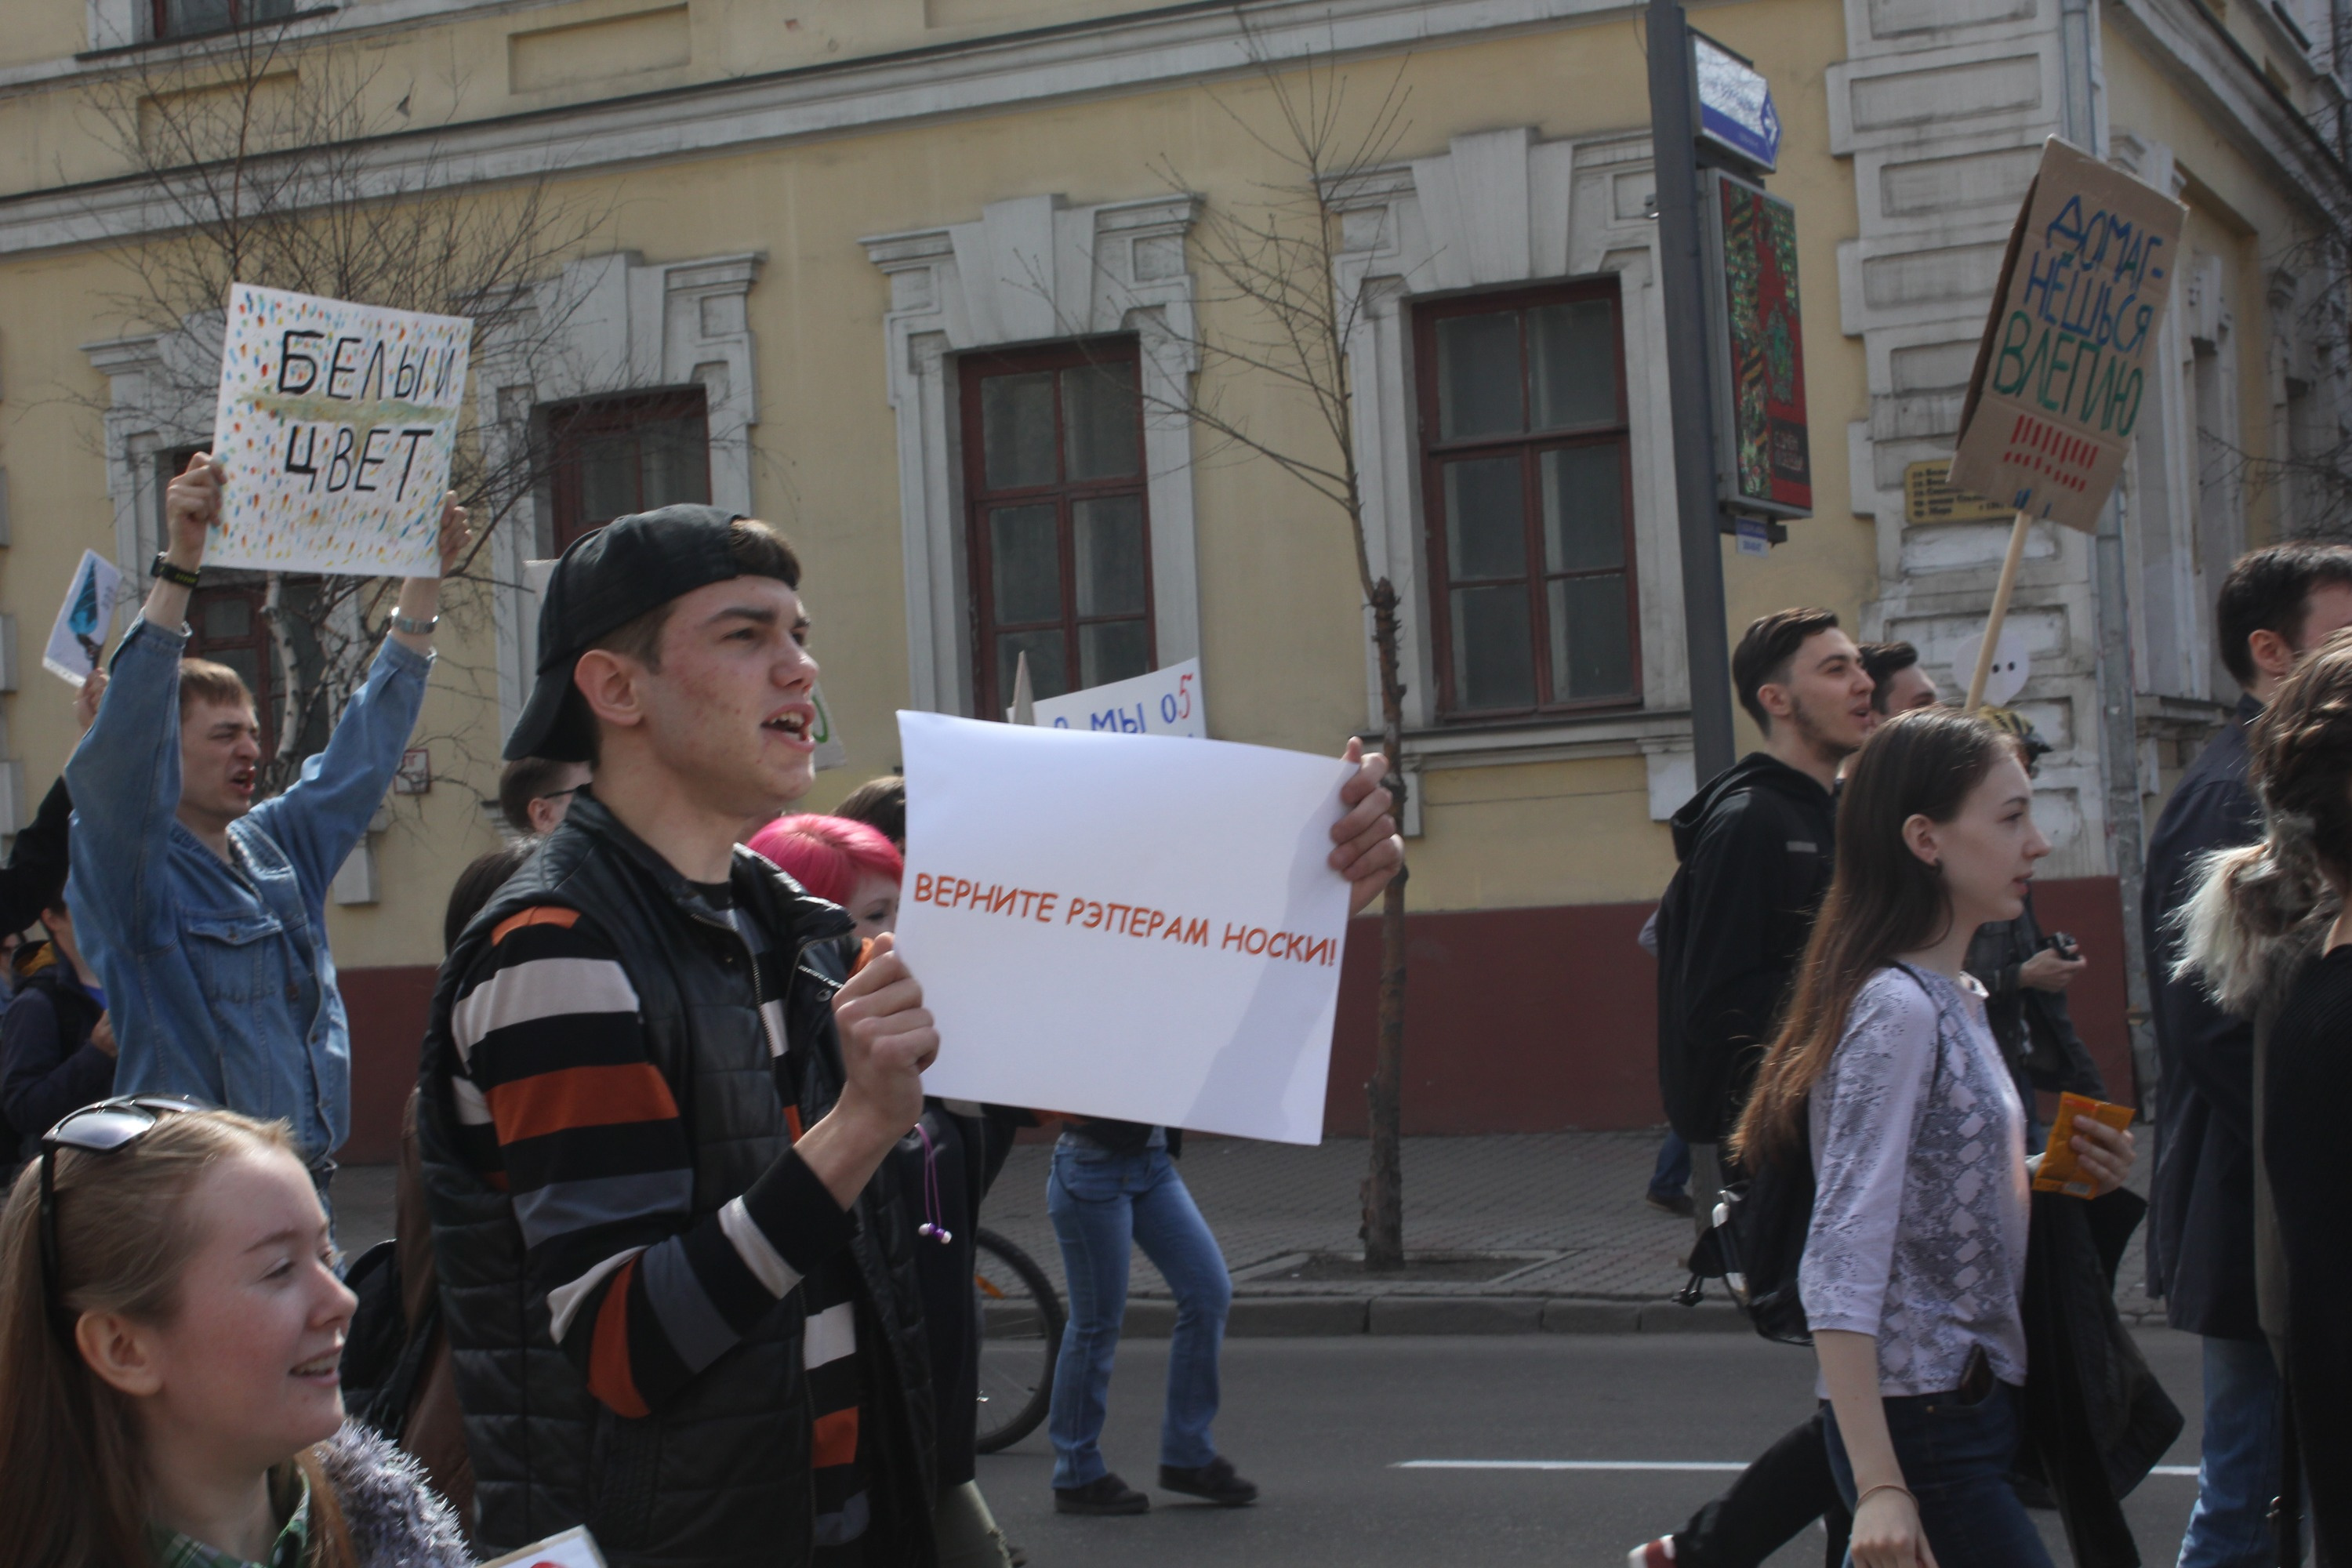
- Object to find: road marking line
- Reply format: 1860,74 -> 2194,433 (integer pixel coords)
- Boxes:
1395,1461 -> 2203,1477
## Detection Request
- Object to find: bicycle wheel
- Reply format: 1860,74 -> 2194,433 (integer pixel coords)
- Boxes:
972,1226 -> 1062,1454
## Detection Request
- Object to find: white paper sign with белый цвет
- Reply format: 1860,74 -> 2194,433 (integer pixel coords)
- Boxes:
205,283 -> 472,577
891,710 -> 1356,1145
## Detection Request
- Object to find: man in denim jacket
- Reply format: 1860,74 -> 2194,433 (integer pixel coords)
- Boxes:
65,451 -> 468,1192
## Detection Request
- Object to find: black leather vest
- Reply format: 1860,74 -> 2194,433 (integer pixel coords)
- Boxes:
416,797 -> 935,1567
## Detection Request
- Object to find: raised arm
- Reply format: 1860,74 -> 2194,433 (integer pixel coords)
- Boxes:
246,495 -> 469,899
63,457 -> 218,957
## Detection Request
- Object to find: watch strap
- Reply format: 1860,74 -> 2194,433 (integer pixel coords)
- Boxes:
392,612 -> 439,636
150,553 -> 200,590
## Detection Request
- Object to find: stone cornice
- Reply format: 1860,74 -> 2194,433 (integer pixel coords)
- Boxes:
0,0 -> 1633,260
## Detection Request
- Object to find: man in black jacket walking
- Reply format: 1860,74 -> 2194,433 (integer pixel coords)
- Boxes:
1632,608 -> 1873,1568
1656,607 -> 1872,1215
2144,542 -> 2352,1568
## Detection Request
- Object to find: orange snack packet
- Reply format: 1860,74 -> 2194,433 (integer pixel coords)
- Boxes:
2031,1092 -> 2134,1197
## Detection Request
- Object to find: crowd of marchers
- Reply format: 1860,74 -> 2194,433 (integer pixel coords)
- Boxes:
1632,549 -> 2352,1568
0,452 -> 1401,1568
1,446 -> 2347,1568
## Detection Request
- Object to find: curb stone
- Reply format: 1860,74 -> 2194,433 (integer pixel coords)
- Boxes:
1109,1295 -> 1745,1336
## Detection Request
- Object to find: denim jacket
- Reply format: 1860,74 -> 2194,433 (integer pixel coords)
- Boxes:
65,617 -> 430,1161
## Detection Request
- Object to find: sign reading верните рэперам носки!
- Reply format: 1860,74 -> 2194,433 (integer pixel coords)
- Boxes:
206,284 -> 473,576
893,710 -> 1356,1145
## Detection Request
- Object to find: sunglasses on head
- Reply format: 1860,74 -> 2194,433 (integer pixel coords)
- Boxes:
38,1095 -> 207,1337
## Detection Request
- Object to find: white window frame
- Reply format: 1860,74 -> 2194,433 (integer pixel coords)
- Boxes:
1328,126 -> 1693,818
475,249 -> 763,738
861,194 -> 1201,718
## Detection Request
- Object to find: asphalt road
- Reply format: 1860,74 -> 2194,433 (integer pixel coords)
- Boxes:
975,1330 -> 2206,1567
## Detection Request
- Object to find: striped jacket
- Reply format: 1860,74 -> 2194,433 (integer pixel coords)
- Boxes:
416,795 -> 936,1568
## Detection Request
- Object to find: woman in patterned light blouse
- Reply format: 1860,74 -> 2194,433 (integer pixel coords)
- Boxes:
1733,710 -> 2135,1568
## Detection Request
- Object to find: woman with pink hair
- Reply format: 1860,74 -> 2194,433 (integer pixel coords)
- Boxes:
745,815 -> 903,946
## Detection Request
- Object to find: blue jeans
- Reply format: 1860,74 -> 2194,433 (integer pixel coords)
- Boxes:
1650,1131 -> 1691,1200
1823,1381 -> 2052,1568
2176,1335 -> 2282,1568
1045,1145 -> 1232,1490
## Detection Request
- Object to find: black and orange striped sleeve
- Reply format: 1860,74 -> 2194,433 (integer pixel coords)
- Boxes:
450,904 -> 856,1415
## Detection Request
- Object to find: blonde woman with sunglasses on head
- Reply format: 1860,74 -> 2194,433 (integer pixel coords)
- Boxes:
0,1098 -> 468,1568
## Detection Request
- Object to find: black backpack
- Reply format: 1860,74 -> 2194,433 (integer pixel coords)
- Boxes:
1679,1123 -> 1817,1345
1679,964 -> 1951,1345
336,1239 -> 440,1439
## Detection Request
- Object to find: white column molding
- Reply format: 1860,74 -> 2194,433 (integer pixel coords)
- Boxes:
1325,125 -> 1693,817
475,249 -> 764,738
860,194 -> 1202,717
81,326 -> 219,597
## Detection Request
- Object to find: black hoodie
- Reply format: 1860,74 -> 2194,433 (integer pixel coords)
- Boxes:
1654,752 -> 1837,1143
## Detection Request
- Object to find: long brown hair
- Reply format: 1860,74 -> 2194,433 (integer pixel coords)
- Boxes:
2179,629 -> 2352,1012
0,1109 -> 354,1568
1731,708 -> 2009,1164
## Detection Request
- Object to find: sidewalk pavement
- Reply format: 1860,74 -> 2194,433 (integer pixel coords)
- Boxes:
336,1130 -> 2163,1336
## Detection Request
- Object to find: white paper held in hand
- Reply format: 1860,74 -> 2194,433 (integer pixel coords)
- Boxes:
478,1524 -> 608,1568
894,710 -> 1353,1144
1028,657 -> 1206,739
42,550 -> 124,687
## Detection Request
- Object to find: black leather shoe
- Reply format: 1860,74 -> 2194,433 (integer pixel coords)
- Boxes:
1159,1456 -> 1260,1506
1054,1474 -> 1150,1515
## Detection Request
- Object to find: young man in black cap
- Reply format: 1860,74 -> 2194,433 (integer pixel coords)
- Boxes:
417,504 -> 1401,1567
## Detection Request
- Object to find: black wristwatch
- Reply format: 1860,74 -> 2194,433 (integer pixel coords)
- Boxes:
151,552 -> 200,590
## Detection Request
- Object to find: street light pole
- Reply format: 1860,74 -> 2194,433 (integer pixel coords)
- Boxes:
1647,0 -> 1737,782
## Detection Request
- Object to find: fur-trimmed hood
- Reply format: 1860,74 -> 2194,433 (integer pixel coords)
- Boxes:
317,1421 -> 471,1568
2172,843 -> 2342,1018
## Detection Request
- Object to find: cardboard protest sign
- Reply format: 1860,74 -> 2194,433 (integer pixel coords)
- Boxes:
1948,137 -> 2186,532
42,550 -> 123,687
895,711 -> 1354,1144
208,284 -> 471,575
1029,657 -> 1205,739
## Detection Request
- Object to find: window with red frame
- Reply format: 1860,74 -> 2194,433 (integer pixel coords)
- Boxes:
959,342 -> 1154,717
545,389 -> 712,552
1414,281 -> 1639,718
152,0 -> 296,38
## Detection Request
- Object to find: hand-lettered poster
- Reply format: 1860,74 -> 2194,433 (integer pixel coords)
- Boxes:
1949,137 -> 2187,532
42,550 -> 124,688
895,711 -> 1355,1144
207,284 -> 471,575
1704,169 -> 1810,518
1029,658 -> 1206,739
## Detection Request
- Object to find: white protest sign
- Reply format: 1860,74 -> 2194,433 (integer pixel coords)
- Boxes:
42,550 -> 123,687
208,283 -> 471,576
1030,657 -> 1205,739
895,711 -> 1353,1144
479,1525 -> 608,1568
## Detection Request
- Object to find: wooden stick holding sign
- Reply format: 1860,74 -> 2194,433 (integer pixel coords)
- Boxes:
1947,137 -> 2186,706
1964,513 -> 2033,710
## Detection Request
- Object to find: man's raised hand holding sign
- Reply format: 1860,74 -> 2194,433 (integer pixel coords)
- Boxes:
65,452 -> 463,1180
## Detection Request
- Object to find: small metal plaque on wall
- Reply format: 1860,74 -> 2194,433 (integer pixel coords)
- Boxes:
1902,460 -> 2012,526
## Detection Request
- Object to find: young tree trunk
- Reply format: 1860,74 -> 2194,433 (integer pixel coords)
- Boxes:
1362,578 -> 1410,1271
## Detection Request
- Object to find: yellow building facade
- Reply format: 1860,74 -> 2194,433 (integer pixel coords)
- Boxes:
0,0 -> 2343,1153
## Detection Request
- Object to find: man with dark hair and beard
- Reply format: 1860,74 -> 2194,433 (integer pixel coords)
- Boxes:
1631,607 -> 1875,1568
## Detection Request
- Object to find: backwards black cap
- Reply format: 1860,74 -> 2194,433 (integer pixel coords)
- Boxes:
504,503 -> 748,762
